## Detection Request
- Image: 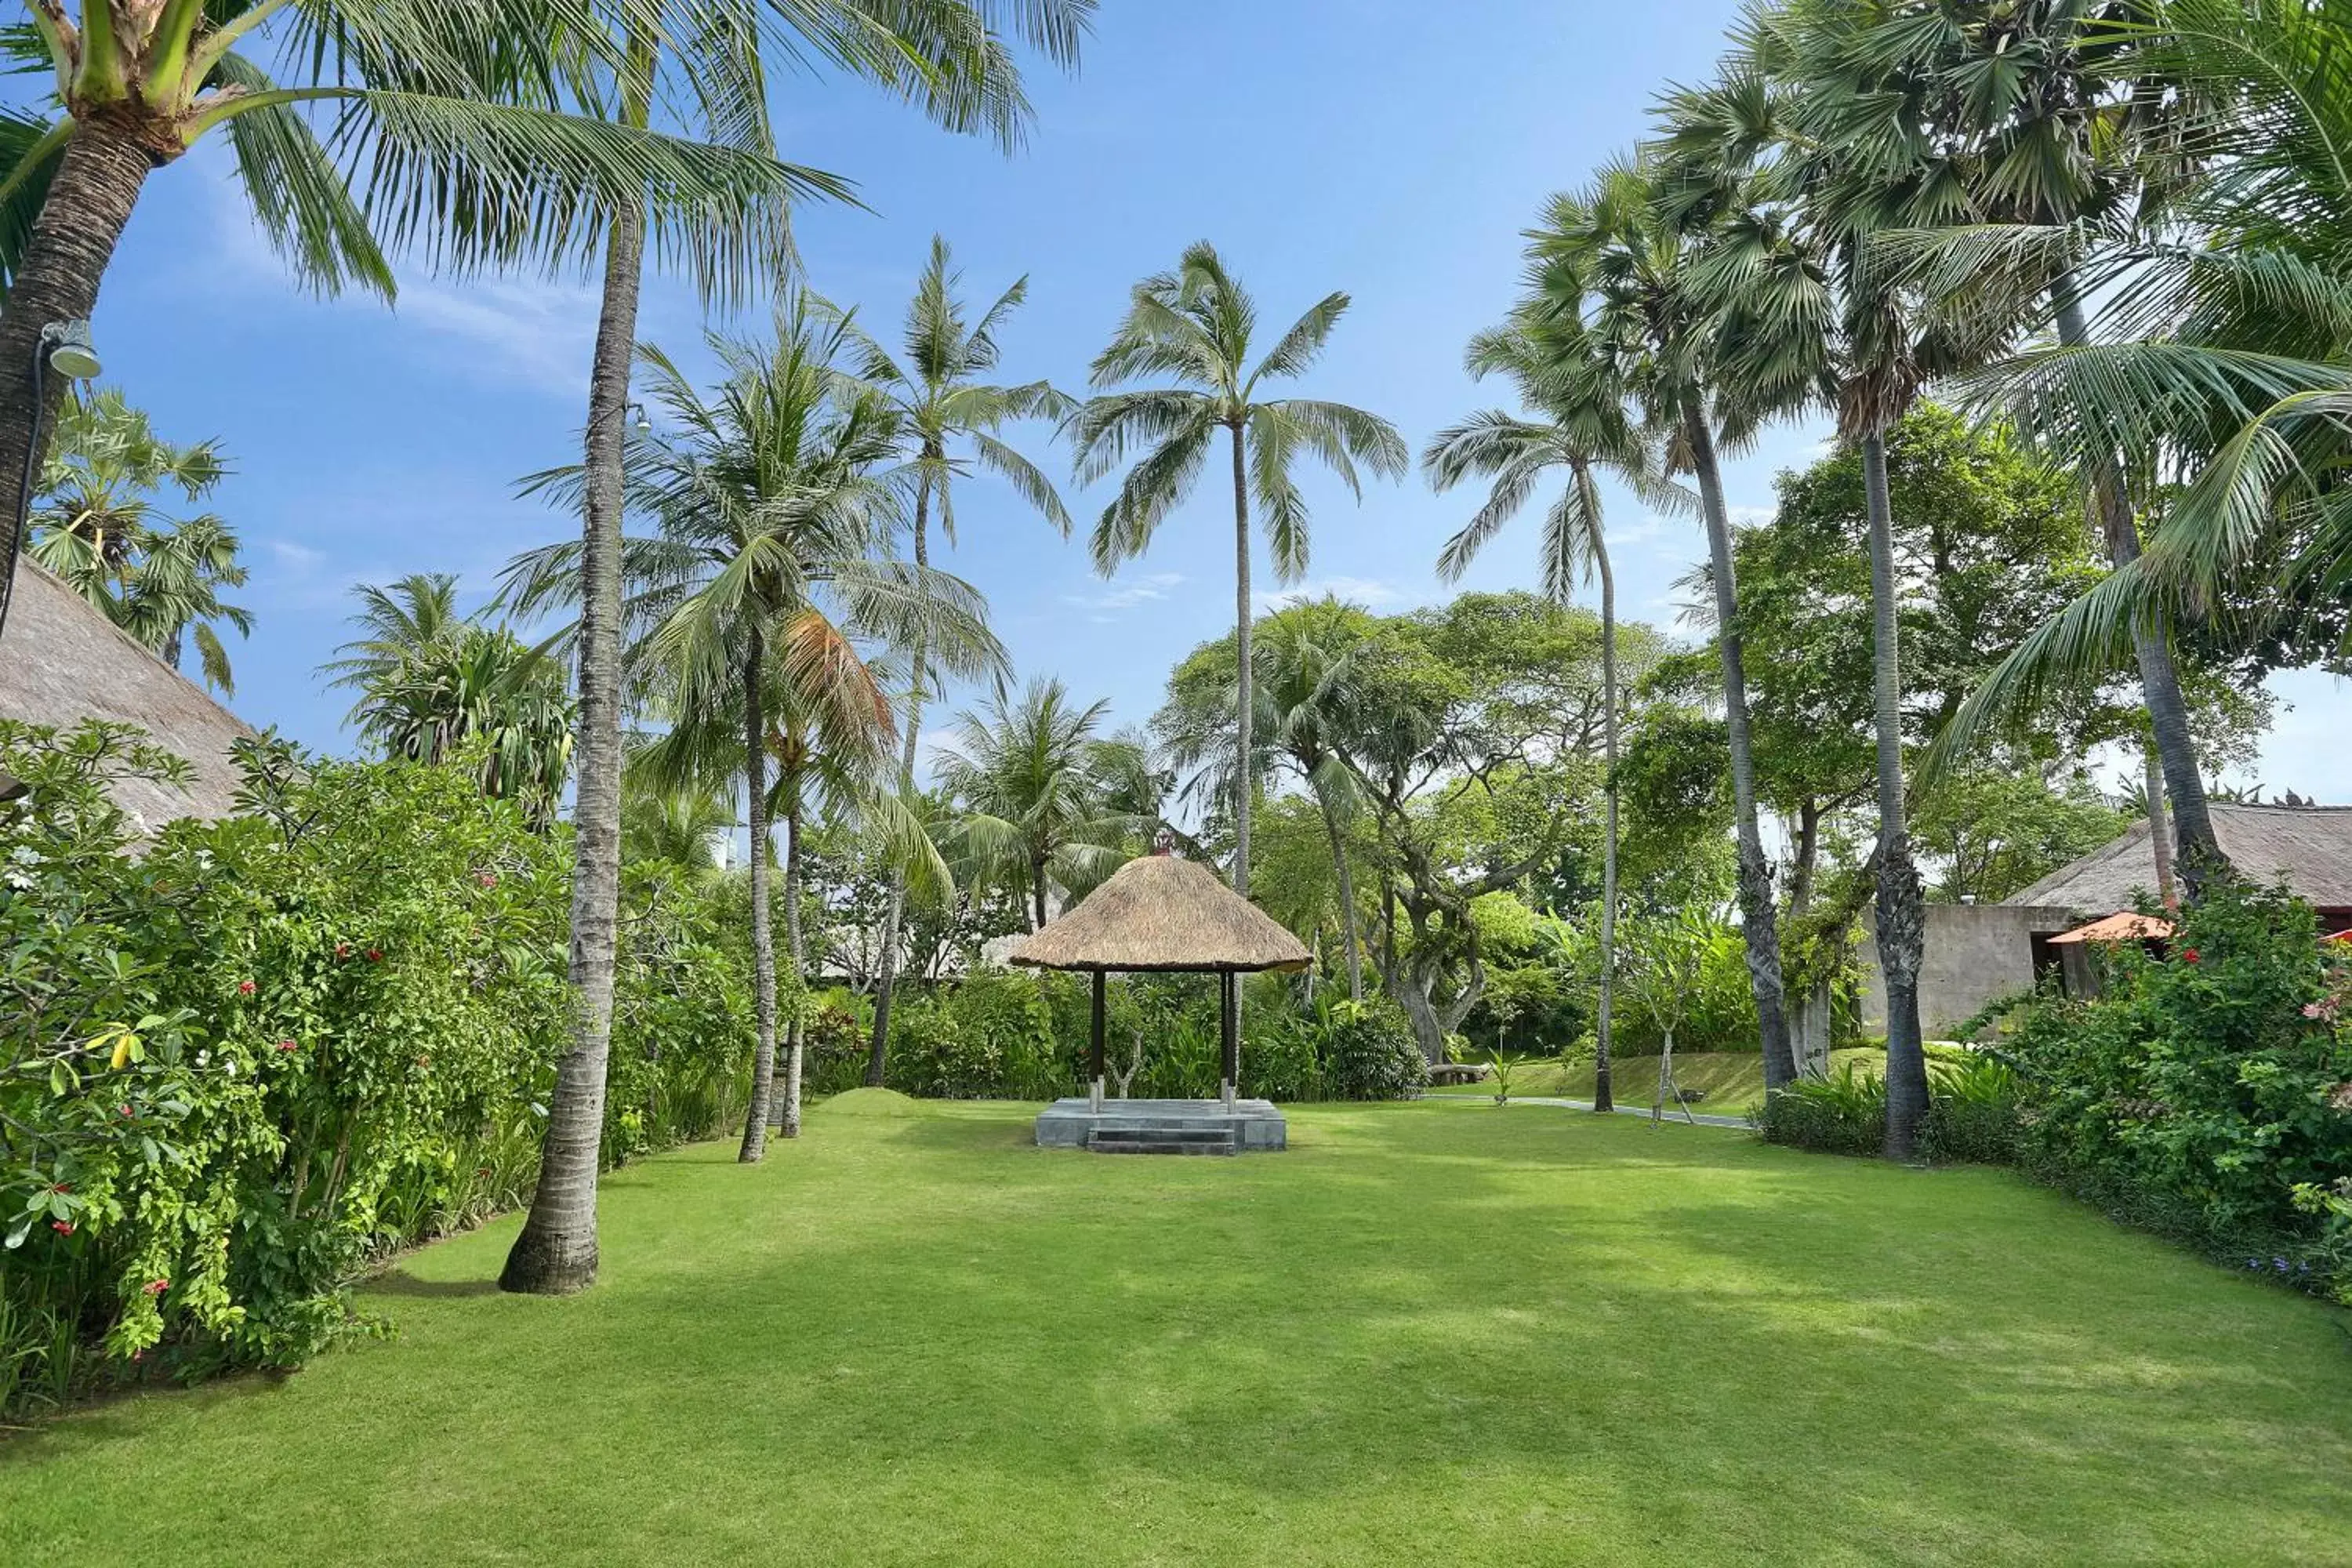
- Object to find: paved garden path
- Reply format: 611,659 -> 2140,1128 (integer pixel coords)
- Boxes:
1431,1093 -> 1752,1129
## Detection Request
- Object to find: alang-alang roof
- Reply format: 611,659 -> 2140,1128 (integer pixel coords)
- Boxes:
1007,850 -> 1314,974
2004,804 -> 2352,913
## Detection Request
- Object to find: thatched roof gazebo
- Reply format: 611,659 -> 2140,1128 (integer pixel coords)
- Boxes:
1007,847 -> 1309,1153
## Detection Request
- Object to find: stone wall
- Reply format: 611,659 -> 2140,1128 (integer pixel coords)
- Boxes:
1859,903 -> 2082,1039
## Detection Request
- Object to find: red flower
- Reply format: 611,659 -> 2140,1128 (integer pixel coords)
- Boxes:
143,1279 -> 169,1296
365,949 -> 383,964
335,943 -> 351,960
118,1105 -> 133,1119
50,1220 -> 73,1235
278,1040 -> 299,1053
2181,947 -> 2201,964
49,1181 -> 70,1194
236,979 -> 256,996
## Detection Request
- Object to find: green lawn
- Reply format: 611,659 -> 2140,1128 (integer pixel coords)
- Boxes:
1428,1046 -> 1886,1112
5,1095 -> 2348,1566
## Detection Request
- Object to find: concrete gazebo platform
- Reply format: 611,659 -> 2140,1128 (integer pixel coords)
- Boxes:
1006,846 -> 1312,1154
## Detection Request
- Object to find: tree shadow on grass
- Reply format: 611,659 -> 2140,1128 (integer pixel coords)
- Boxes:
362,1271 -> 502,1300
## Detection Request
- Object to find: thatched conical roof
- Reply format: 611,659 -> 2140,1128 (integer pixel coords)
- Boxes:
1006,851 -> 1313,974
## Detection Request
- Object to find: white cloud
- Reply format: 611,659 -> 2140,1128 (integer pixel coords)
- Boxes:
267,539 -> 326,570
1728,503 -> 1775,528
1064,571 -> 1185,620
392,278 -> 599,400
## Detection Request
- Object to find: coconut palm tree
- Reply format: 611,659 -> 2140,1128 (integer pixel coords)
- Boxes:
1525,158 -> 1823,1094
1070,241 -> 1407,898
619,768 -> 734,874
1423,316 -> 1661,1112
936,679 -> 1139,931
837,234 -> 1073,1087
27,387 -> 248,691
322,574 -> 576,826
505,295 -> 1000,1156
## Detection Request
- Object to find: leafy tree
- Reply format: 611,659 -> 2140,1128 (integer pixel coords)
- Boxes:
1911,770 -> 2129,906
841,234 -> 1072,1087
1071,241 -> 1406,897
28,389 -> 247,692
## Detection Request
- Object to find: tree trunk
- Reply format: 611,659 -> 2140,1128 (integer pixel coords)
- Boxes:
1318,793 -> 1364,1000
1683,406 -> 1798,1092
2050,284 -> 2223,895
2144,742 -> 2176,909
500,194 -> 645,1296
1229,419 -> 1254,897
1863,433 -> 1929,1160
1032,856 -> 1049,931
780,782 -> 808,1139
0,121 -> 153,641
865,466 -> 934,1086
739,633 -> 779,1163
1591,469 -> 1619,1116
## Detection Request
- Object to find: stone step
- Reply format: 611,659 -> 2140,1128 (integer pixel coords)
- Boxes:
1087,1127 -> 1237,1156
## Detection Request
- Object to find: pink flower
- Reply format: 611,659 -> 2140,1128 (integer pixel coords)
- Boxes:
143,1279 -> 169,1296
50,1220 -> 73,1235
278,1040 -> 299,1053
335,943 -> 352,960
2307,1003 -> 2326,1019
236,979 -> 256,996
118,1104 -> 133,1119
477,871 -> 499,888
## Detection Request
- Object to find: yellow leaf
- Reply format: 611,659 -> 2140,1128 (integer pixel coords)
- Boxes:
111,1037 -> 131,1070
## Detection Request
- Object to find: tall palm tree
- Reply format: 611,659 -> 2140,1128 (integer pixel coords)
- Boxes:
503,0 -> 1087,1292
936,679 -> 1137,931
839,234 -> 1073,1087
1526,159 -> 1822,1094
619,768 -> 734,873
506,296 -> 1000,1156
0,2 -> 846,654
1424,316 -> 1660,1113
1071,241 -> 1407,898
28,387 -> 248,691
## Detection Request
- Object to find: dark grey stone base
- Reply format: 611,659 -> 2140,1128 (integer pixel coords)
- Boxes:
1034,1097 -> 1287,1152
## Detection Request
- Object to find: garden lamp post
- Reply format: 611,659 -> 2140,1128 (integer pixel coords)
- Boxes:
0,318 -> 104,645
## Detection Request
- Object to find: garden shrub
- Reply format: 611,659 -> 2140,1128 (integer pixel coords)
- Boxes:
0,723 -> 751,1416
799,994 -> 873,1099
1314,998 -> 1428,1101
1756,1060 -> 1886,1156
1916,1051 -> 2024,1166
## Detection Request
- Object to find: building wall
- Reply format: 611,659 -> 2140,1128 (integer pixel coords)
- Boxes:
1859,904 -> 2082,1039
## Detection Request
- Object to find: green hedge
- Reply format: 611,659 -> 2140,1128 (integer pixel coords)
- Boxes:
0,724 -> 752,1416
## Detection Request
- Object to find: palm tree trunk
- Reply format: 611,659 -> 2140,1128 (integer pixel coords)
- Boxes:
499,191 -> 645,1296
739,633 -> 779,1163
1229,419 -> 1254,898
2144,742 -> 2176,909
1318,794 -> 1364,1000
1683,405 -> 1798,1093
865,468 -> 933,1086
1032,857 -> 1050,932
1862,432 -> 1929,1160
2049,283 -> 2223,895
780,782 -> 808,1139
1588,466 -> 1619,1117
0,122 -> 152,641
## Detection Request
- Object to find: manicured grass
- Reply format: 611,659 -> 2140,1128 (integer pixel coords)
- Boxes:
5,1098 -> 2349,1566
1429,1046 -> 1886,1112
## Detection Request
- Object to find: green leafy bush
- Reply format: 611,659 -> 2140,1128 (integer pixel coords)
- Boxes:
800,996 -> 873,1099
1756,1061 -> 1886,1156
1917,1051 -> 2024,1166
0,723 -> 750,1415
1314,998 -> 1428,1102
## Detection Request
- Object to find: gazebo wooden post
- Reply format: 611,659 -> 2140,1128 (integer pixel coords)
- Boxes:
1219,970 -> 1239,1111
1089,970 -> 1107,1113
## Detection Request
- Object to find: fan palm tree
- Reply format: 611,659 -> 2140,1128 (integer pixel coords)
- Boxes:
1525,158 -> 1823,1094
1070,241 -> 1407,898
936,679 -> 1138,931
1423,316 -> 1661,1112
837,234 -> 1073,1087
27,387 -> 248,691
505,295 -> 1000,1156
500,0 -> 1087,1292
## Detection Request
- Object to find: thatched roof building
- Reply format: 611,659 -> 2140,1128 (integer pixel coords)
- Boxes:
2005,804 -> 2352,917
0,558 -> 253,824
1007,851 -> 1312,974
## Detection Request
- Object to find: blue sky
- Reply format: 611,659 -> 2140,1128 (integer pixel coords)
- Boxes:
42,0 -> 2346,796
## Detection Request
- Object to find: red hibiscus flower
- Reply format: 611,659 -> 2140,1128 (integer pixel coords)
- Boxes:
2181,947 -> 2201,964
236,979 -> 256,996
